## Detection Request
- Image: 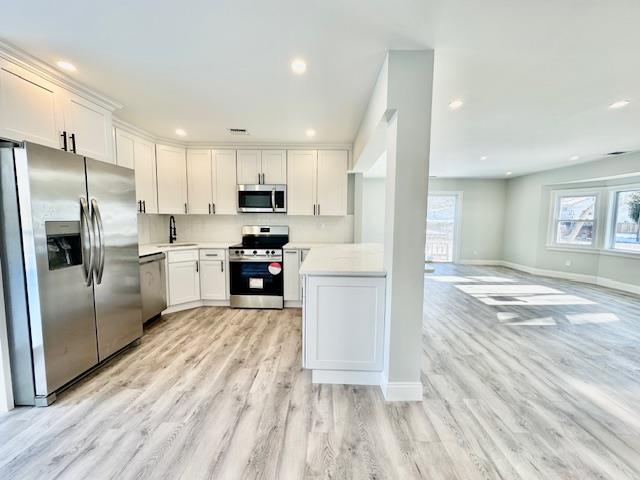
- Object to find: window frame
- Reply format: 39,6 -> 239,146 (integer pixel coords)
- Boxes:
604,184 -> 640,256
547,189 -> 601,250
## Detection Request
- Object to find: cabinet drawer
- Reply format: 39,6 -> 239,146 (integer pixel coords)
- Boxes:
199,249 -> 226,260
167,250 -> 198,263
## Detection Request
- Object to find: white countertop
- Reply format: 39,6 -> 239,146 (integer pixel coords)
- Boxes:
138,241 -> 238,257
283,242 -> 347,250
299,243 -> 385,277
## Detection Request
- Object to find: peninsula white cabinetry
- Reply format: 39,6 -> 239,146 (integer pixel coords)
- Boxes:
299,244 -> 386,385
237,149 -> 286,184
287,150 -> 348,216
0,58 -> 115,163
187,149 -> 237,215
283,247 -> 310,303
156,144 -> 188,214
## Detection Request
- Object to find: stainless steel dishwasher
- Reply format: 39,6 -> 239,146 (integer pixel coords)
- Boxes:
139,252 -> 167,322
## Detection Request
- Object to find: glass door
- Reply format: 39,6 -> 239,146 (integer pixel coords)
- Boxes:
426,194 -> 459,262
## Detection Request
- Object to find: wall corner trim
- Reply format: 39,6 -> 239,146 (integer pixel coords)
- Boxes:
380,378 -> 423,402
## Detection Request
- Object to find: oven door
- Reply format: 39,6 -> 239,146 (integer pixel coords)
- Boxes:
237,184 -> 286,213
229,259 -> 284,308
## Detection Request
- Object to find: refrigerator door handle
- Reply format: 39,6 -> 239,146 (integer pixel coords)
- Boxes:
91,198 -> 106,284
80,197 -> 94,286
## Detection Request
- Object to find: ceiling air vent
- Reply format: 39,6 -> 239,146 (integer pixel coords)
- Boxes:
228,128 -> 249,136
606,151 -> 628,156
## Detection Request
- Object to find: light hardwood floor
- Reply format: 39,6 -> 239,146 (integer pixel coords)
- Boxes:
1,264 -> 639,479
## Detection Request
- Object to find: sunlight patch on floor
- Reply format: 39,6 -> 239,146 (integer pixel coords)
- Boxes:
468,276 -> 516,283
479,294 -> 596,306
457,284 -> 563,295
566,313 -> 620,324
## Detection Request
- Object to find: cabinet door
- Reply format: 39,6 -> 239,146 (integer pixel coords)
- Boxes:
236,149 -> 261,184
64,92 -> 114,163
287,150 -> 317,215
187,149 -> 213,214
200,260 -> 226,300
261,150 -> 286,184
168,261 -> 200,305
156,144 -> 187,214
305,276 -> 385,371
0,59 -> 64,149
283,249 -> 300,301
114,128 -> 135,169
212,150 -> 237,215
316,150 -> 348,216
134,138 -> 158,213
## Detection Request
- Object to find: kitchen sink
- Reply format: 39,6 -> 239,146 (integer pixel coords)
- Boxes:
155,242 -> 198,248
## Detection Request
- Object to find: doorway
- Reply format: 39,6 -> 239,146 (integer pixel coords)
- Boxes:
426,193 -> 462,263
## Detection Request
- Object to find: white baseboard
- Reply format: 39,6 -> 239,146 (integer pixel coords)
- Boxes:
500,261 -> 640,296
457,259 -> 504,266
311,369 -> 382,386
162,299 -> 302,315
380,378 -> 423,402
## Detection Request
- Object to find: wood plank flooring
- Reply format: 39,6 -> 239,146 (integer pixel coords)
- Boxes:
1,264 -> 639,479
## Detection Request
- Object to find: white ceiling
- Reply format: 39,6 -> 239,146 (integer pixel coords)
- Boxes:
1,0 -> 640,177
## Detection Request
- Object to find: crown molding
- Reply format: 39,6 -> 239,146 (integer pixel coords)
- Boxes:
0,39 -> 123,112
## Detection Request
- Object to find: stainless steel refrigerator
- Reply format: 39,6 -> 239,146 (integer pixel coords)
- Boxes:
0,141 -> 142,406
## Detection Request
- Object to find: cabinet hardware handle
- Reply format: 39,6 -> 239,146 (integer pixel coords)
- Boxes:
213,203 -> 216,214
313,204 -> 316,215
184,203 -> 188,214
208,203 -> 211,214
60,131 -> 68,151
137,200 -> 141,213
70,133 -> 77,153
317,204 -> 320,215
143,200 -> 146,213
220,261 -> 224,273
196,260 -> 199,273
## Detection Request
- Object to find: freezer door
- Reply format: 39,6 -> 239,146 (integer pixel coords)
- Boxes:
85,158 -> 142,360
14,143 -> 99,399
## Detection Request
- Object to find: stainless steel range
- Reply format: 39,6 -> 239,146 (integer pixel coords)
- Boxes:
229,226 -> 289,309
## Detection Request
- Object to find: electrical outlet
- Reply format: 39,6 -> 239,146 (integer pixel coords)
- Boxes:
565,259 -> 572,267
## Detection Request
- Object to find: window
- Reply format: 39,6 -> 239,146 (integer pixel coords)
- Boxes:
426,194 -> 460,262
610,189 -> 640,253
552,194 -> 597,247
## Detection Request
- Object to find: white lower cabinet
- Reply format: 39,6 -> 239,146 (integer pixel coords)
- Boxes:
304,275 -> 386,371
283,250 -> 300,301
199,250 -> 227,300
167,250 -> 200,305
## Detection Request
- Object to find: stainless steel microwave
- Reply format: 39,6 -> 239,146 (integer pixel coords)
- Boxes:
237,184 -> 287,213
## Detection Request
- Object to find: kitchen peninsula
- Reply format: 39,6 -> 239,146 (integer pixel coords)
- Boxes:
299,243 -> 387,386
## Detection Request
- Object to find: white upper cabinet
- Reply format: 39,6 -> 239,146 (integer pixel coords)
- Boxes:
236,150 -> 261,184
0,58 -> 115,162
212,149 -> 237,215
156,144 -> 187,214
0,59 -> 64,149
187,149 -> 213,214
134,137 -> 158,213
63,92 -> 114,163
287,150 -> 317,215
316,150 -> 348,216
261,150 -> 286,184
237,149 -> 286,184
114,128 -> 135,169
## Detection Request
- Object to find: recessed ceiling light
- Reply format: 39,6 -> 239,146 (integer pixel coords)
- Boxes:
305,128 -> 316,138
56,60 -> 76,72
609,100 -> 630,109
448,99 -> 464,110
480,156 -> 488,161
175,128 -> 186,136
506,171 -> 513,176
570,155 -> 580,161
291,58 -> 307,75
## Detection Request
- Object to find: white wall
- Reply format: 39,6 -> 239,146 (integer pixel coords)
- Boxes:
429,178 -> 507,262
361,178 -> 386,243
503,153 -> 640,289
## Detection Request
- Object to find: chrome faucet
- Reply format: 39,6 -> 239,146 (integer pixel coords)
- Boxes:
169,216 -> 177,244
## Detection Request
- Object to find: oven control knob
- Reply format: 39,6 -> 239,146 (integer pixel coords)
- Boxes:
253,250 -> 257,255
271,250 -> 275,255
240,250 -> 244,255
235,250 -> 240,255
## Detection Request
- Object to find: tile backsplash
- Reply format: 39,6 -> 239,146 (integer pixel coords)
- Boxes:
138,214 -> 354,245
